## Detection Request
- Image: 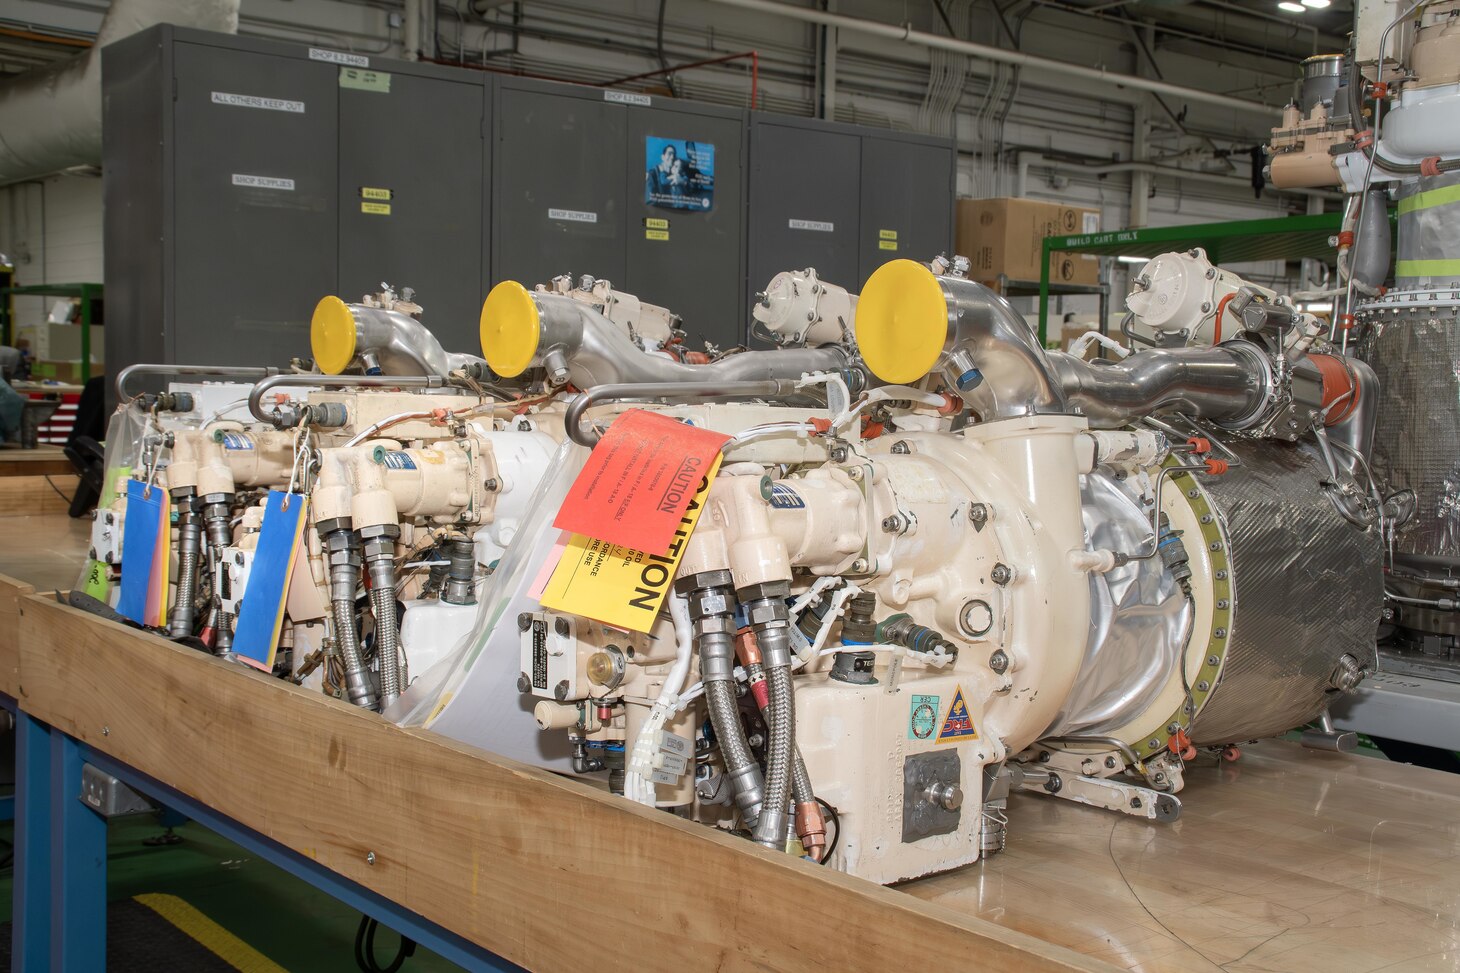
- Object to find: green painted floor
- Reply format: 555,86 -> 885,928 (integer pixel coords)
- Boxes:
0,814 -> 466,972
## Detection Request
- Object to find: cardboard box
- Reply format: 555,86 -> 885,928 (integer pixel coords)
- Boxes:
14,322 -> 104,362
30,360 -> 96,385
955,197 -> 1101,286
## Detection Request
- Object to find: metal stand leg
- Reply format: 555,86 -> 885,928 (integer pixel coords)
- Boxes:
51,730 -> 107,972
13,715 -> 52,973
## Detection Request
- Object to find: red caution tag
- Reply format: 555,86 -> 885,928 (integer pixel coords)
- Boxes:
553,409 -> 729,556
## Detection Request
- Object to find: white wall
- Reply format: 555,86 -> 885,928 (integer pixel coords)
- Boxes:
0,174 -> 104,327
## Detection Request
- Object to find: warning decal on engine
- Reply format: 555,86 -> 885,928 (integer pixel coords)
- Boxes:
936,686 -> 978,743
539,455 -> 720,633
909,695 -> 940,741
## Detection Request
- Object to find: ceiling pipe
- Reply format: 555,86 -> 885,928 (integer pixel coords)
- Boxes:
0,0 -> 241,186
704,0 -> 1276,117
1016,151 -> 1343,203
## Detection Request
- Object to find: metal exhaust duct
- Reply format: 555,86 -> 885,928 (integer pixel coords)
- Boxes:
0,0 -> 241,185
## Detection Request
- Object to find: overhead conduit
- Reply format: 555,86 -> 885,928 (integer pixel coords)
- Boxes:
0,0 -> 241,185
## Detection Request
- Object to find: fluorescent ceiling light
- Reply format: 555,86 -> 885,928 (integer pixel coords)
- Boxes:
1278,2 -> 1306,11
1117,255 -> 1150,264
1302,0 -> 1331,8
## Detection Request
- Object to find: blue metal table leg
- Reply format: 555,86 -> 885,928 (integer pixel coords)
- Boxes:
13,715 -> 52,973
51,730 -> 106,973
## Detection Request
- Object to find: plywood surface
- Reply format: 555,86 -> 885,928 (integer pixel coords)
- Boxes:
903,743 -> 1460,972
17,596 -> 1110,973
0,446 -> 74,478
0,514 -> 88,591
0,574 -> 32,698
0,475 -> 80,516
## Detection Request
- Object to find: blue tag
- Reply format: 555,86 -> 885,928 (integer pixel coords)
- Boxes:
232,491 -> 308,670
116,480 -> 165,625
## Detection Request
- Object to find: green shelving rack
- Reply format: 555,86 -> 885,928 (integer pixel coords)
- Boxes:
1035,212 -> 1355,344
0,282 -> 104,383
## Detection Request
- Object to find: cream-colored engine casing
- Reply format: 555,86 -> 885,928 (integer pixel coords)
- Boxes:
797,667 -> 992,884
307,390 -> 485,440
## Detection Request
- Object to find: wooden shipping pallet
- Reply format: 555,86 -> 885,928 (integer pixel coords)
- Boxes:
3,577 -> 1110,973
9,569 -> 1460,972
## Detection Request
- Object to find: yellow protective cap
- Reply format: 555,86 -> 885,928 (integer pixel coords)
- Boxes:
854,259 -> 949,384
480,280 -> 541,378
311,296 -> 359,376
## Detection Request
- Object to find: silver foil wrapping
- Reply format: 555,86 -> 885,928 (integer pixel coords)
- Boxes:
1047,472 -> 1191,736
1360,308 -> 1460,568
1189,439 -> 1382,744
1052,440 -> 1381,745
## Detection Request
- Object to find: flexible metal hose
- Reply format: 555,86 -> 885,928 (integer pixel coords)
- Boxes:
369,582 -> 402,707
168,502 -> 201,638
331,594 -> 375,708
757,663 -> 795,849
202,504 -> 235,656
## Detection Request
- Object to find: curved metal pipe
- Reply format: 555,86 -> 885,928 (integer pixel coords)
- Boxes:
340,304 -> 485,378
247,373 -> 449,426
116,363 -> 280,403
524,293 -> 854,389
927,277 -> 1067,419
1047,344 -> 1269,429
564,380 -> 801,447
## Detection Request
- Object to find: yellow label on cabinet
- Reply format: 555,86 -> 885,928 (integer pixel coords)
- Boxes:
878,240 -> 898,251
360,187 -> 393,200
644,217 -> 669,229
361,201 -> 392,216
878,229 -> 898,240
645,228 -> 670,241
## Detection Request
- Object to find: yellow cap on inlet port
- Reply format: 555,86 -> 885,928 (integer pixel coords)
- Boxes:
853,259 -> 948,385
479,280 -> 541,378
310,296 -> 359,376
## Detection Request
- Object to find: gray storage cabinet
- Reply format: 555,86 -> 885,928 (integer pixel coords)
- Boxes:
493,78 -> 747,350
747,115 -> 955,314
103,26 -> 488,377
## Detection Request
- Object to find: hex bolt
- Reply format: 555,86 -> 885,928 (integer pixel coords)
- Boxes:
1130,797 -> 1142,809
517,673 -> 530,694
850,558 -> 870,573
830,446 -> 848,463
1214,570 -> 1228,580
846,466 -> 864,481
1215,628 -> 1227,638
1187,489 -> 1200,498
517,420 -> 532,431
554,617 -> 570,637
518,613 -> 532,631
1105,756 -> 1117,769
485,478 -> 499,492
1200,302 -> 1212,313
890,440 -> 911,455
882,514 -> 903,533
1216,599 -> 1229,609
1167,722 -> 1181,733
1197,680 -> 1210,692
1043,773 -> 1063,794
969,503 -> 988,526
990,563 -> 1013,586
988,649 -> 1010,674
554,680 -> 570,701
1208,655 -> 1221,666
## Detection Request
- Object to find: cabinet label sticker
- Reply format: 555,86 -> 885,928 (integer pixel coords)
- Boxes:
361,201 -> 392,215
606,90 -> 652,106
360,187 -> 393,200
549,208 -> 599,223
309,47 -> 369,67
339,68 -> 391,93
789,219 -> 834,232
231,174 -> 295,191
211,91 -> 305,113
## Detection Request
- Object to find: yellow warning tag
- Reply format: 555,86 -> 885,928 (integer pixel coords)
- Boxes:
878,229 -> 898,240
646,228 -> 670,241
540,455 -> 721,632
361,187 -> 393,200
878,240 -> 898,251
361,201 -> 391,215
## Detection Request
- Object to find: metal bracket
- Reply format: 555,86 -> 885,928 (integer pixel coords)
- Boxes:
80,763 -> 153,817
1015,766 -> 1181,822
